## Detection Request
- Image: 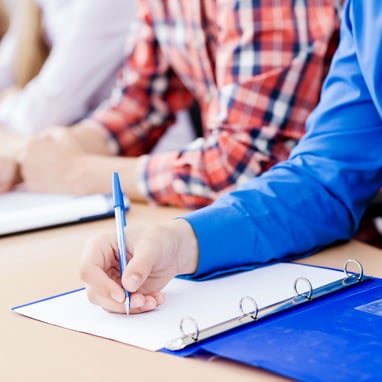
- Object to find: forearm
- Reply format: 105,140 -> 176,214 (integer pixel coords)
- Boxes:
69,123 -> 146,200
69,120 -> 119,156
182,157 -> 377,280
181,114 -> 382,279
70,154 -> 144,202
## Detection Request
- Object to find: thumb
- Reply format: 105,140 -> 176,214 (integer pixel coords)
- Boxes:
121,246 -> 154,293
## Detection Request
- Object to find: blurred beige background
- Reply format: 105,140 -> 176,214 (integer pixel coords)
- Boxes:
4,0 -> 19,12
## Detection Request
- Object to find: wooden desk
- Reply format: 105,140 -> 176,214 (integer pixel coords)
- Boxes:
1,203 -> 382,381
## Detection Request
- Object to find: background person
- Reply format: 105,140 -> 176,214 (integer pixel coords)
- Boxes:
80,0 -> 382,314
20,0 -> 343,209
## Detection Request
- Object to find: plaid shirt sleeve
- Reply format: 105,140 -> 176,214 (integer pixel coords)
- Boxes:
92,2 -> 195,156
94,1 -> 343,209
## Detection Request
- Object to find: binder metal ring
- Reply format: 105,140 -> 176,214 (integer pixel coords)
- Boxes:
166,259 -> 367,351
344,258 -> 363,280
239,296 -> 258,319
294,277 -> 313,300
179,316 -> 199,341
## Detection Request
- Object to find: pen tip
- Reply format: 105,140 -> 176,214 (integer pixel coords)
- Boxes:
125,298 -> 130,316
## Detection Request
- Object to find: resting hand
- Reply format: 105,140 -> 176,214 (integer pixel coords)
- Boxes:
0,128 -> 29,159
19,126 -> 87,193
0,157 -> 20,192
80,219 -> 198,314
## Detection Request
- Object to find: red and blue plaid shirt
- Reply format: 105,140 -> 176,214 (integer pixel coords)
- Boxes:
93,0 -> 343,208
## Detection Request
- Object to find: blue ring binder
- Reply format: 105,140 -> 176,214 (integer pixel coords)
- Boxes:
165,259 -> 365,351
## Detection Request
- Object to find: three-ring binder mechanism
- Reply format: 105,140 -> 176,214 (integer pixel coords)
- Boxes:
165,259 -> 365,351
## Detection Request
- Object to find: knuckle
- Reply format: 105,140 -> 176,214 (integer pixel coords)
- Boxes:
79,265 -> 90,282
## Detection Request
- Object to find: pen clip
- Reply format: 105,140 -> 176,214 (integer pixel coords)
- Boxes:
112,173 -> 126,207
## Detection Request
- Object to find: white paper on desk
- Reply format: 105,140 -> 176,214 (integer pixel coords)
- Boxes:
12,263 -> 345,351
0,189 -> 124,235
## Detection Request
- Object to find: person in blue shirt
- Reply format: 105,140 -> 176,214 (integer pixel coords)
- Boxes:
80,0 -> 382,314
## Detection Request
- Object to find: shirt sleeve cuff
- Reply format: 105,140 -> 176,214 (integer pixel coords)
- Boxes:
180,201 -> 257,280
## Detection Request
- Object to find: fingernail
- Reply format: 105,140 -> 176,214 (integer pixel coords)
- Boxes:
124,274 -> 142,292
145,298 -> 156,310
111,291 -> 124,303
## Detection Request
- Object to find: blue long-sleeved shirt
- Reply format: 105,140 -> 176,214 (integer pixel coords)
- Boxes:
183,0 -> 382,279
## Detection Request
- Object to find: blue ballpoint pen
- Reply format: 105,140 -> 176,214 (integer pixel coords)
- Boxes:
112,172 -> 130,313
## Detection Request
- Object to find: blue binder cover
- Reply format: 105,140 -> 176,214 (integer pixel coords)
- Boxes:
162,278 -> 382,381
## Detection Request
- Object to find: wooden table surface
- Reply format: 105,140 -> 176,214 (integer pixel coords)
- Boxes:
1,202 -> 381,381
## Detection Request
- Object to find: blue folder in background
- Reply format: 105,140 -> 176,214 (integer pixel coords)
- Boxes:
163,277 -> 382,381
0,190 -> 130,235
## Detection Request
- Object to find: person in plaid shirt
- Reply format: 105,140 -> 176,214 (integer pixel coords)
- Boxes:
79,0 -> 382,315
20,0 -> 343,209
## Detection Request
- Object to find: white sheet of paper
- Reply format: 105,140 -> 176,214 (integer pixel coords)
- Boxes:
0,189 -> 117,235
12,263 -> 346,351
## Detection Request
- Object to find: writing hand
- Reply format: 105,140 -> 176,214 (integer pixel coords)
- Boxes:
80,219 -> 198,314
